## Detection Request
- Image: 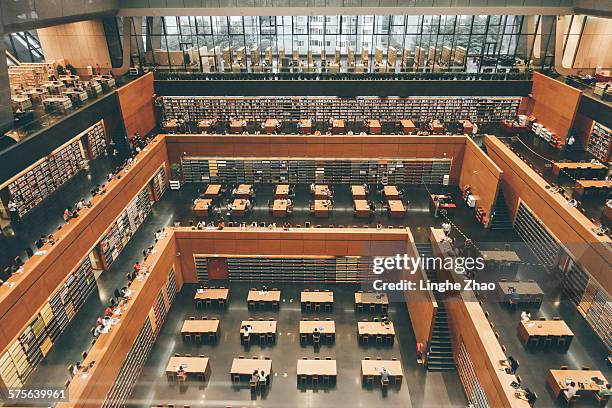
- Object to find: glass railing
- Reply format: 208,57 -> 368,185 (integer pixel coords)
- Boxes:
154,70 -> 533,81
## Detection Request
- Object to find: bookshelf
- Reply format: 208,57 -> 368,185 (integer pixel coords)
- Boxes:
587,122 -> 611,162
6,138 -> 86,217
103,270 -> 177,408
83,121 -> 108,160
182,157 -> 452,185
456,340 -> 489,407
150,166 -> 168,202
102,318 -> 155,408
98,185 -> 152,270
223,255 -> 374,283
0,256 -> 96,388
159,96 -> 521,125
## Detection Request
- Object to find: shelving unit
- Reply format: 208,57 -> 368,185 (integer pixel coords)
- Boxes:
182,157 -> 452,185
103,271 -> 176,407
6,138 -> 86,217
586,122 -> 611,162
456,340 -> 489,408
83,121 -> 108,160
102,319 -> 155,408
160,96 -> 521,125
0,256 -> 96,388
513,202 -> 560,269
224,255 -> 373,282
150,166 -> 168,201
98,186 -> 152,270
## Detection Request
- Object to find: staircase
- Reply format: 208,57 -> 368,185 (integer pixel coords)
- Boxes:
489,190 -> 514,230
415,243 -> 455,371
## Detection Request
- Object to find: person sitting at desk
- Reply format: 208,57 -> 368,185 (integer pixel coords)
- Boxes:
312,327 -> 321,341
242,324 -> 253,342
506,355 -> 519,373
63,207 -> 74,222
35,234 -> 47,249
310,183 -> 316,193
598,384 -> 612,398
104,306 -> 113,317
382,315 -> 390,325
176,365 -> 187,381
508,287 -> 520,306
363,183 -> 369,194
93,324 -> 104,338
564,381 -> 578,400
207,202 -> 214,217
380,367 -> 390,385
523,387 -> 537,407
520,311 -> 531,321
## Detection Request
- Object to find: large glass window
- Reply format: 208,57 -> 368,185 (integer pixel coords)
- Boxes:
130,14 -> 553,72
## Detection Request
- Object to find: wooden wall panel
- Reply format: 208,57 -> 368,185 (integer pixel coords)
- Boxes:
0,136 -> 169,353
37,20 -> 112,71
165,134 -> 467,184
429,228 -> 529,408
572,113 -> 594,149
174,228 -> 411,283
403,229 -> 437,351
529,72 -> 582,139
484,136 -> 611,295
459,137 -> 503,220
58,233 -> 180,408
117,72 -> 156,139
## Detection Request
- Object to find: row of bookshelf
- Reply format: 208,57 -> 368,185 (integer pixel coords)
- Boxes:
98,186 -> 152,270
7,139 -> 85,217
225,256 -> 374,282
5,120 -> 108,217
102,269 -> 177,407
587,122 -> 611,163
0,256 -> 96,388
182,158 -> 452,185
84,121 -> 108,160
159,96 -> 521,124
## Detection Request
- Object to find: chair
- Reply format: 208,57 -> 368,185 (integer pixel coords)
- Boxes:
369,304 -> 376,313
557,336 -> 570,349
595,393 -> 610,407
196,299 -> 203,309
562,392 -> 580,406
183,333 -> 192,342
267,333 -> 275,343
361,334 -> 369,344
300,333 -> 308,344
312,375 -> 319,386
381,379 -> 390,389
542,336 -> 554,348
194,334 -> 202,344
365,375 -> 374,386
527,336 -> 540,348
196,373 -> 205,382
298,374 -> 308,386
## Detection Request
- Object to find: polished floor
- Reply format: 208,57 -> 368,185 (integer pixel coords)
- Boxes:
128,282 -> 466,408
5,162 -> 610,407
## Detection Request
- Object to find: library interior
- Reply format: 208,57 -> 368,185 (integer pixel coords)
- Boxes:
0,1 -> 611,408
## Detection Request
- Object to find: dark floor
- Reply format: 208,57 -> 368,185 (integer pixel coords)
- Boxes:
128,282 -> 466,408
497,131 -> 609,222
0,154 -> 121,269
5,171 -> 610,407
